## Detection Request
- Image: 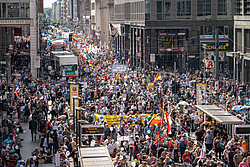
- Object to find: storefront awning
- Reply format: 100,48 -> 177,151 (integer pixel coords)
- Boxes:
196,105 -> 243,124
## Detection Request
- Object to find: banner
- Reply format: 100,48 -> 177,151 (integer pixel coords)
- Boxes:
94,114 -> 158,127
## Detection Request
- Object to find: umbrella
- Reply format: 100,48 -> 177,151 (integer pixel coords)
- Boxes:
178,101 -> 190,106
240,106 -> 250,110
232,105 -> 243,111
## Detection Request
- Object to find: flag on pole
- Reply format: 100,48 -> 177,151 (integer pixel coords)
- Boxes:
73,37 -> 78,43
153,116 -> 164,145
89,62 -> 93,69
153,73 -> 161,83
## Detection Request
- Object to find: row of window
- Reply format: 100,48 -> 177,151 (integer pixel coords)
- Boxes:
0,2 -> 30,18
148,0 -> 231,20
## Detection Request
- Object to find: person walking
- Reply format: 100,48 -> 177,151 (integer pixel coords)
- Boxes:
29,117 -> 38,141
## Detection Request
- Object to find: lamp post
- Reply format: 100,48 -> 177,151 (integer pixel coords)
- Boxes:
75,107 -> 84,146
6,45 -> 13,89
72,96 -> 80,132
202,44 -> 207,83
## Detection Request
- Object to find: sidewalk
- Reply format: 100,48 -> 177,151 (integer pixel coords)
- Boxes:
19,122 -> 51,167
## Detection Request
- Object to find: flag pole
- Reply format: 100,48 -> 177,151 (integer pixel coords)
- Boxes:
156,99 -> 164,158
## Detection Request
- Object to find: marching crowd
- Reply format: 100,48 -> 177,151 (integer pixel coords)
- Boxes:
0,26 -> 249,167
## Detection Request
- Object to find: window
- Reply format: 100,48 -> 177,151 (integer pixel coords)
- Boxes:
145,0 -> 150,20
217,0 -> 231,15
20,3 -> 30,18
199,26 -> 212,35
164,2 -> 171,19
244,0 -> 250,15
91,15 -> 95,23
245,29 -> 250,53
2,3 -> 6,18
197,0 -> 211,16
7,3 -> 19,17
157,1 -> 163,20
177,0 -> 191,17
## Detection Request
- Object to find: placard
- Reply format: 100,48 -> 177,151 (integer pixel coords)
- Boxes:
55,153 -> 60,167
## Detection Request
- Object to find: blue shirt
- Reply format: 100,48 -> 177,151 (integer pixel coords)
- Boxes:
4,139 -> 12,146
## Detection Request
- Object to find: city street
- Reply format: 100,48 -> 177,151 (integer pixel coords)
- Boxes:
19,123 -> 52,167
0,0 -> 250,167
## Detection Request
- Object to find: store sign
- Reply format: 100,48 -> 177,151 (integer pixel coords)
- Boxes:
81,125 -> 104,135
150,54 -> 155,62
0,20 -> 31,25
159,33 -> 167,36
14,28 -> 22,36
168,33 -> 176,36
38,0 -> 44,13
201,42 -> 232,51
159,47 -> 185,52
162,41 -> 172,47
205,60 -> 214,68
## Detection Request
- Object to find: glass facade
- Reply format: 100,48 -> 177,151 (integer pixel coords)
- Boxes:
0,2 -> 30,18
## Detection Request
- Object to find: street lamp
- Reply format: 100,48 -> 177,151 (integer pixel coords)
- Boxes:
76,107 -> 85,146
202,44 -> 207,83
72,96 -> 80,132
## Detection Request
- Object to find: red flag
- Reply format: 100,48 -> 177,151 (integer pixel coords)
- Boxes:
16,91 -> 19,102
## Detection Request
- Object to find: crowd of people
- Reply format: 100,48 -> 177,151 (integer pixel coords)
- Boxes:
0,25 -> 249,167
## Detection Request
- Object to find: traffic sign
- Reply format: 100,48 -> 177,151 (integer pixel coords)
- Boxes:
205,60 -> 214,68
137,52 -> 141,57
150,54 -> 155,63
34,56 -> 40,68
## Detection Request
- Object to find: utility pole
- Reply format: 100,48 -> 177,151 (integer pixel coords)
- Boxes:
215,28 -> 219,81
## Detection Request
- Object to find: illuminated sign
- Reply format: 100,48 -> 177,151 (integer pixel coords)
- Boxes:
81,125 -> 104,135
235,125 -> 250,135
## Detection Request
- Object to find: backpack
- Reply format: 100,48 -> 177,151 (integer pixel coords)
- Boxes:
180,138 -> 186,148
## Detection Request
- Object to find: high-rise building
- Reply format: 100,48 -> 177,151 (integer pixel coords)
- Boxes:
229,0 -> 250,83
112,0 -> 236,71
0,0 -> 40,79
90,0 -> 114,48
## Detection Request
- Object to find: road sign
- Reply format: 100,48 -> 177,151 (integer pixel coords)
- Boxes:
70,85 -> 79,113
112,65 -> 128,73
150,54 -> 155,63
34,56 -> 40,68
0,61 -> 6,64
137,52 -> 141,57
205,60 -> 214,68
